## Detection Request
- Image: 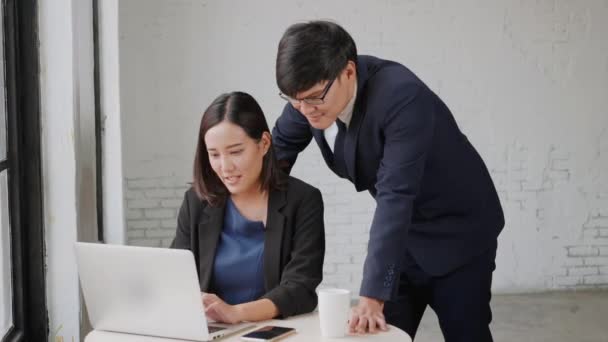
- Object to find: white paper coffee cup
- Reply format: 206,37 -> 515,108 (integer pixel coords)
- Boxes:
317,288 -> 351,338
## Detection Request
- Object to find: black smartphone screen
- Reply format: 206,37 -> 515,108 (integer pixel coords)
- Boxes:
242,326 -> 295,340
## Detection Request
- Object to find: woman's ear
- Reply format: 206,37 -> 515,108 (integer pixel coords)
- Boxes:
260,132 -> 272,155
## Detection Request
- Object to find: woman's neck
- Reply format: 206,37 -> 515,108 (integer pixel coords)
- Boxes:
231,185 -> 266,203
230,186 -> 269,224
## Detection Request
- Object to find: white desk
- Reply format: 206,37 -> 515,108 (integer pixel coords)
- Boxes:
85,312 -> 411,342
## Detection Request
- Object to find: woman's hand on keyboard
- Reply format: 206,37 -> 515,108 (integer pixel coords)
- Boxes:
202,292 -> 243,324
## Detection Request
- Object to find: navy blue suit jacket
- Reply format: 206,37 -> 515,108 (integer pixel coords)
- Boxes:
272,55 -> 504,301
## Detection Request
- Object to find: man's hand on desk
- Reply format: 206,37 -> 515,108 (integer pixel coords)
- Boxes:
201,292 -> 243,324
348,296 -> 389,334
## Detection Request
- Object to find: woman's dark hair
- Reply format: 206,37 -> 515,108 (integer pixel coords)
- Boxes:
276,20 -> 357,97
193,91 -> 285,205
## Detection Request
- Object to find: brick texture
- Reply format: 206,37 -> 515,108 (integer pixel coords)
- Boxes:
126,177 -> 189,248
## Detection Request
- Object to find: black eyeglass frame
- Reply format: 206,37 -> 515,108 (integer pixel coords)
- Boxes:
279,78 -> 336,106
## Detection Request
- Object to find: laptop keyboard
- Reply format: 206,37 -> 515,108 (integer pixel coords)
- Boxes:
207,325 -> 226,334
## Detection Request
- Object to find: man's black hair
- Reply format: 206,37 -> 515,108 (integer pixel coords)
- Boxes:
276,20 -> 357,97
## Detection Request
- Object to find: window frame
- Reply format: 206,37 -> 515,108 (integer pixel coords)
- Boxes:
2,0 -> 48,340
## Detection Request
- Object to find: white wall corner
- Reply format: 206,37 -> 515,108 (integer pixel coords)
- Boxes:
38,0 -> 81,340
99,0 -> 127,245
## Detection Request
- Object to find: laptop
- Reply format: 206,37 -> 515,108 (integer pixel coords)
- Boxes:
75,242 -> 254,341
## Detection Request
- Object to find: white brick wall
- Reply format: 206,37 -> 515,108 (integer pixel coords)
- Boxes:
125,177 -> 188,248
120,0 -> 608,293
126,143 -> 608,292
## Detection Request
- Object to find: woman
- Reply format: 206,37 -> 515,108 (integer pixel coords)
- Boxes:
171,91 -> 325,324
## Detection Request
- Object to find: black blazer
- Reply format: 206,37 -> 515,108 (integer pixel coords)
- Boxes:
170,176 -> 325,318
272,55 -> 505,301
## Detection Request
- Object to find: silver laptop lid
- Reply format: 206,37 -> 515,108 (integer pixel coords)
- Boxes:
75,242 -> 210,341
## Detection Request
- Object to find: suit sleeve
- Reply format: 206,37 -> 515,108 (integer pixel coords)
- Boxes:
262,188 -> 325,317
271,104 -> 313,174
170,191 -> 192,250
359,87 -> 435,301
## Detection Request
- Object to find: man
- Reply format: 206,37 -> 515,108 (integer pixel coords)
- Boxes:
271,21 -> 504,341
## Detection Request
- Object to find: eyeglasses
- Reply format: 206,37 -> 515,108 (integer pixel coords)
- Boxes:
279,78 -> 335,106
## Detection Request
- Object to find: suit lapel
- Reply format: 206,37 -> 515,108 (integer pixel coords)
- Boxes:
343,59 -> 370,183
263,188 -> 287,290
197,200 -> 225,291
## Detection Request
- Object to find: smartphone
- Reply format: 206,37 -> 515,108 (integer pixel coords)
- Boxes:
240,326 -> 296,341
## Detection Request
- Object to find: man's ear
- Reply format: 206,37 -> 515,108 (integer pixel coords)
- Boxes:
345,60 -> 357,79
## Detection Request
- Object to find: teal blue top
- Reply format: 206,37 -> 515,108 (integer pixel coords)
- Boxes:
211,198 -> 266,305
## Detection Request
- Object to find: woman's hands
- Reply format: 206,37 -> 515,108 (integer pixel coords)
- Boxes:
201,293 -> 243,324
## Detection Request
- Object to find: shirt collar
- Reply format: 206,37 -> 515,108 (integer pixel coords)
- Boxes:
337,80 -> 357,127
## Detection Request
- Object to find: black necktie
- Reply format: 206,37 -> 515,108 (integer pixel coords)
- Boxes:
333,119 -> 348,177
